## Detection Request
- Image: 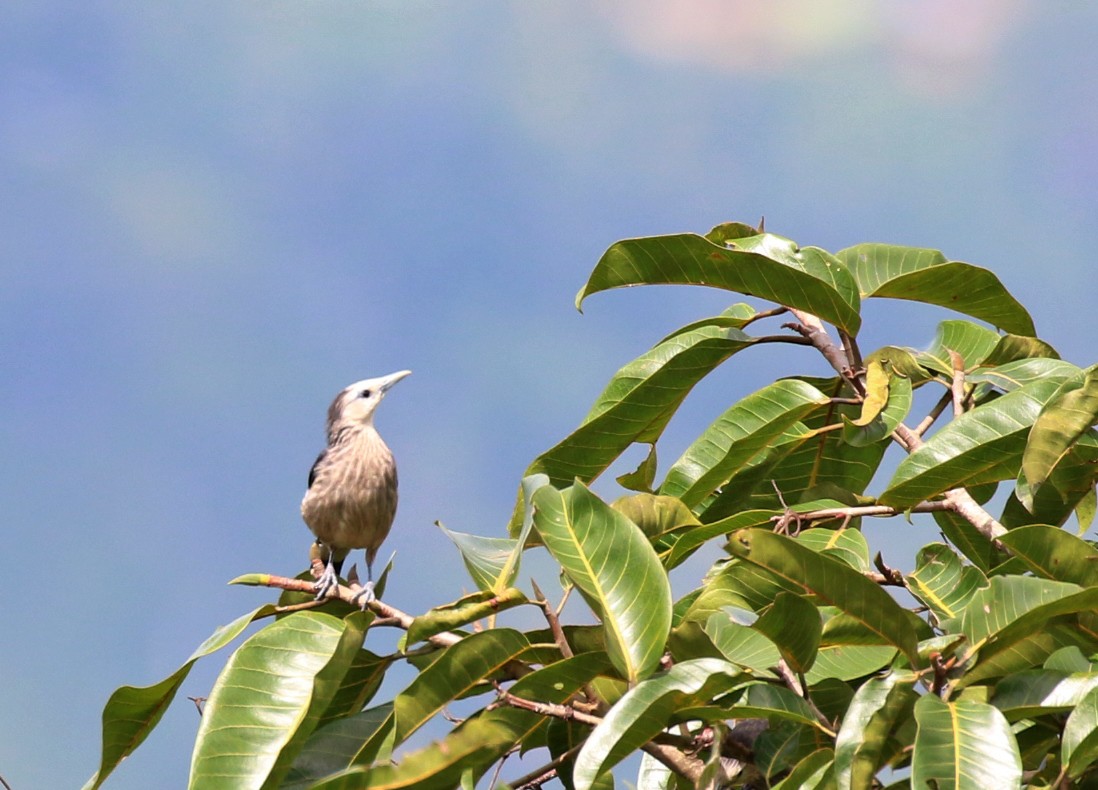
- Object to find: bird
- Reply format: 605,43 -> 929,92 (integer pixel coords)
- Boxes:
301,370 -> 411,606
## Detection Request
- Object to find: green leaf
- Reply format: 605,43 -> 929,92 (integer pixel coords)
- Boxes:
660,379 -> 831,507
533,482 -> 672,682
915,319 -> 1001,376
188,611 -> 369,790
283,703 -> 394,789
803,645 -> 898,684
726,529 -> 921,666
515,325 -> 756,529
841,361 -> 913,447
992,669 -> 1098,719
754,592 -> 822,674
437,524 -> 517,592
772,748 -> 836,790
572,659 -> 746,790
906,543 -> 988,621
967,357 -> 1083,392
84,604 -> 279,790
725,682 -> 823,729
610,492 -> 699,548
313,708 -> 534,790
981,333 -> 1060,367
880,376 -> 1077,510
393,628 -> 530,742
1023,367 -> 1098,495
998,525 -> 1098,586
317,648 -> 390,726
406,588 -> 528,644
834,672 -> 918,790
912,694 -> 1022,789
703,611 -> 781,676
838,243 -> 1034,335
578,230 -> 862,335
1064,686 -> 1098,778
795,527 -> 871,573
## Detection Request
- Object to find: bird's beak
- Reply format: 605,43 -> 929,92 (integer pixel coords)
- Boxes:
378,369 -> 412,394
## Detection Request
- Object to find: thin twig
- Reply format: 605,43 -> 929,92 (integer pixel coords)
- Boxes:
509,744 -> 584,789
0,773 -> 11,790
774,661 -> 835,735
531,579 -> 573,659
640,743 -> 706,785
753,334 -> 814,346
913,389 -> 953,437
486,748 -> 511,789
740,305 -> 789,329
774,502 -> 951,527
948,351 -> 967,417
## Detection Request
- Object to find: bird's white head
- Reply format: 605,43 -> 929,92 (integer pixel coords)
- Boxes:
328,369 -> 411,435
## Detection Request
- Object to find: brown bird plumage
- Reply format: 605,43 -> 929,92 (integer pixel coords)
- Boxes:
302,370 -> 410,603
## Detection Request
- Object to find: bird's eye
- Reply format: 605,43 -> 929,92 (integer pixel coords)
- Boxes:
360,389 -> 373,398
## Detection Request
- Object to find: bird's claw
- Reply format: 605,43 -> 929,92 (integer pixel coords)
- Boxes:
350,581 -> 376,610
313,561 -> 340,600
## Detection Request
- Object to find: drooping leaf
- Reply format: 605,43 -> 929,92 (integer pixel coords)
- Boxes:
726,529 -> 921,666
437,524 -> 518,592
754,592 -> 822,674
880,375 -> 1079,509
572,659 -> 746,790
981,333 -> 1060,367
833,672 -> 918,790
838,243 -> 1034,335
912,694 -> 1022,789
905,543 -> 988,622
660,379 -> 831,507
83,604 -> 280,790
393,628 -> 530,742
610,492 -> 699,549
188,611 -> 370,790
703,611 -> 781,676
723,682 -> 823,730
1022,367 -> 1098,496
578,230 -> 861,335
533,482 -> 672,682
406,588 -> 528,644
514,325 -> 756,531
841,361 -> 913,447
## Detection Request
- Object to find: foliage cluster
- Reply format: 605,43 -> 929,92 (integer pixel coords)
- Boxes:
88,221 -> 1098,789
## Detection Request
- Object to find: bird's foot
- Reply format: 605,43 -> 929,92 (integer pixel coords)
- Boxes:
313,561 -> 340,600
350,581 -> 376,610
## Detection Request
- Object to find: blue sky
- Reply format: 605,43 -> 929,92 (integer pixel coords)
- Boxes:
3,2 -> 1097,787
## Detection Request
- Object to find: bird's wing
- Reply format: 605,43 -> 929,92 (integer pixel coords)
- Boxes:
307,448 -> 328,489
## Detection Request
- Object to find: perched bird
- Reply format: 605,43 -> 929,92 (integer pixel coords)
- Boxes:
302,370 -> 411,605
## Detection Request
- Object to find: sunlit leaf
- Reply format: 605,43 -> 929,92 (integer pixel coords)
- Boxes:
189,611 -> 370,790
533,482 -> 672,682
834,672 -> 918,790
881,376 -> 1078,509
514,325 -> 756,531
406,588 -> 528,644
393,628 -> 530,742
572,659 -> 746,790
83,604 -> 280,790
838,243 -> 1034,335
795,527 -> 871,573
998,525 -> 1098,586
727,529 -> 921,666
579,230 -> 861,335
912,694 -> 1022,789
1063,685 -> 1098,779
906,543 -> 988,621
661,379 -> 830,506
